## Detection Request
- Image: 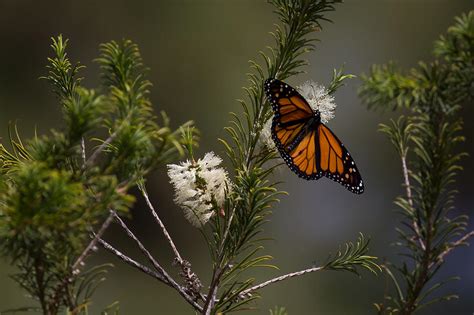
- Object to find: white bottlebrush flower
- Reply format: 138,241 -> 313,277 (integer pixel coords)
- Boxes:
297,80 -> 336,123
260,118 -> 276,150
167,152 -> 230,227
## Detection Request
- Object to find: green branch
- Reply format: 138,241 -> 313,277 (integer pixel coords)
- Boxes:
360,10 -> 474,315
0,35 -> 190,315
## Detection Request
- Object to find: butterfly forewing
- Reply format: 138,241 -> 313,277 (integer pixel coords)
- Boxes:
265,78 -> 321,179
317,124 -> 364,194
264,78 -> 313,149
265,78 -> 313,120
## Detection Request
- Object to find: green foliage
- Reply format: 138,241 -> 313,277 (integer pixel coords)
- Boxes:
0,35 -> 189,314
2,162 -> 87,248
95,39 -> 186,182
434,11 -> 474,100
71,264 -> 116,314
41,35 -> 84,99
324,234 -> 380,276
63,88 -> 107,144
358,62 -> 418,111
269,306 -> 288,315
100,302 -> 120,315
360,10 -> 473,315
0,125 -> 32,175
0,162 -> 89,314
327,66 -> 356,95
378,117 -> 414,159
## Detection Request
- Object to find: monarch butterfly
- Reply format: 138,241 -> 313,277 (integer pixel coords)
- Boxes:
264,78 -> 364,194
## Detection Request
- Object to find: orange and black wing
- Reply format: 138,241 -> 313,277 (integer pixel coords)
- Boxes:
316,123 -> 364,194
278,129 -> 323,180
265,78 -> 321,179
264,78 -> 313,150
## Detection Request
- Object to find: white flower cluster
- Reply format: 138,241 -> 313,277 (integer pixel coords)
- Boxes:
260,118 -> 275,150
167,152 -> 229,227
297,80 -> 336,123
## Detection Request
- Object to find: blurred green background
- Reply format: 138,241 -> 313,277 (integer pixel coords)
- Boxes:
0,0 -> 473,314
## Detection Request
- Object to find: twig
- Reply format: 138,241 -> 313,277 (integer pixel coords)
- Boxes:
218,206 -> 236,259
433,230 -> 474,266
111,210 -> 166,274
34,258 -> 48,313
204,278 -> 219,315
82,110 -> 136,171
140,186 -> 183,264
73,212 -> 114,270
239,266 -> 324,297
209,286 -> 218,314
110,210 -> 203,312
141,186 -> 204,300
48,213 -> 116,313
203,207 -> 236,314
97,237 -> 168,283
82,131 -> 118,170
401,155 -> 425,251
203,207 -> 236,313
80,137 -> 86,166
203,267 -> 222,315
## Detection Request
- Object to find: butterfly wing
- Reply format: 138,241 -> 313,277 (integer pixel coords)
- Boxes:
265,78 -> 321,179
265,78 -> 313,123
264,78 -> 314,149
275,128 -> 322,180
317,123 -> 364,194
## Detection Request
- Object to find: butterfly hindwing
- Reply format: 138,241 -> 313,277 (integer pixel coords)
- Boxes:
271,118 -> 306,151
275,127 -> 323,180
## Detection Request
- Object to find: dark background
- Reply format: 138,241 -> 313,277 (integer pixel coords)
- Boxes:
0,1 -> 472,314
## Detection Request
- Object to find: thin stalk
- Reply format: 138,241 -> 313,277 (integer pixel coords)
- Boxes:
401,118 -> 439,314
140,186 -> 184,264
203,206 -> 236,314
81,110 -> 134,171
110,210 -> 203,312
80,137 -> 86,165
239,266 -> 324,296
433,230 -> 474,267
34,259 -> 48,315
97,237 -> 168,283
73,212 -> 114,270
82,130 -> 118,171
401,154 -> 425,251
203,268 -> 221,315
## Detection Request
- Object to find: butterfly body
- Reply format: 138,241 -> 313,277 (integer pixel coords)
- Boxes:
264,78 -> 364,194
